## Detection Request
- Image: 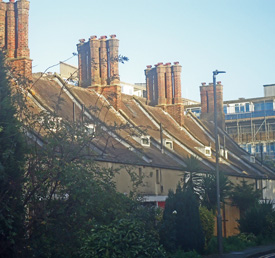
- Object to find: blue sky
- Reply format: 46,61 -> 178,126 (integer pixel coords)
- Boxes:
29,0 -> 275,102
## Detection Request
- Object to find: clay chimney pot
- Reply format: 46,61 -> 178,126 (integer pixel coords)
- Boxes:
90,35 -> 97,40
217,81 -> 221,84
174,61 -> 179,65
146,65 -> 152,69
100,36 -> 107,40
10,0 -> 15,2
79,39 -> 85,43
165,62 -> 171,66
110,34 -> 117,39
201,82 -> 206,86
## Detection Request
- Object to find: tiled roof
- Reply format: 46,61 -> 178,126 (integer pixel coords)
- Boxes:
26,74 -> 275,179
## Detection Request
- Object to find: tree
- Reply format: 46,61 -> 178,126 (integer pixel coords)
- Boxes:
230,180 -> 261,218
200,171 -> 232,212
160,184 -> 205,254
0,51 -> 26,257
183,156 -> 203,199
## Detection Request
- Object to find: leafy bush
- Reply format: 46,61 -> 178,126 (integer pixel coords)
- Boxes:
205,234 -> 256,255
238,201 -> 275,238
80,218 -> 166,258
230,180 -> 261,217
199,206 -> 215,246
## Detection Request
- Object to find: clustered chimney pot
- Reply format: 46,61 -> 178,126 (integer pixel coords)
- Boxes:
201,82 -> 206,86
165,62 -> 171,66
90,35 -> 97,40
79,39 -> 85,43
110,34 -> 116,39
174,61 -> 179,65
217,81 -> 221,84
146,65 -> 152,69
100,35 -> 107,40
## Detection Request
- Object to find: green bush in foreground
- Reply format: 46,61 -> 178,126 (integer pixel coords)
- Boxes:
199,206 -> 215,247
205,233 -> 257,255
239,201 -> 275,238
80,218 -> 166,258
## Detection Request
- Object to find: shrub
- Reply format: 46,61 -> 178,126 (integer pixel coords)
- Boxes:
80,218 -> 166,258
160,185 -> 205,254
199,206 -> 215,246
238,201 -> 275,238
205,234 -> 256,255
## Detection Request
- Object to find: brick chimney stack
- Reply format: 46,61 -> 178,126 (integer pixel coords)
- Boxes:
99,35 -> 108,85
145,62 -> 184,125
107,34 -> 120,84
77,35 -> 121,110
165,63 -> 172,104
200,81 -> 225,129
0,0 -> 32,79
0,1 -> 6,48
172,62 -> 182,104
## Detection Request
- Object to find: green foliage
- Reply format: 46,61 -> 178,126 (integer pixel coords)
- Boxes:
80,218 -> 166,258
238,201 -> 275,238
183,156 -> 203,199
206,233 -> 256,255
200,171 -> 232,212
199,206 -> 215,246
0,51 -> 26,257
16,96 -> 165,257
230,180 -> 261,217
160,184 -> 205,254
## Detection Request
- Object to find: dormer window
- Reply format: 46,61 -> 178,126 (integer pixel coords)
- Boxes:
85,124 -> 95,135
141,136 -> 150,147
164,139 -> 173,150
250,156 -> 255,163
205,147 -> 211,157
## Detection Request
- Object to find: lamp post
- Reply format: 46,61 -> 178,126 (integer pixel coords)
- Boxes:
213,70 -> 226,256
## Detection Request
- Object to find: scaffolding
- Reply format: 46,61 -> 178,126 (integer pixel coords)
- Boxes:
225,116 -> 275,159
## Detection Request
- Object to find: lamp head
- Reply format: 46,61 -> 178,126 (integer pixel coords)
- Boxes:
213,70 -> 226,75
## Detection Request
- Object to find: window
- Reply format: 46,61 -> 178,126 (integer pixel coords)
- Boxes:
141,136 -> 150,147
86,124 -> 95,135
205,147 -> 211,157
164,139 -> 173,150
265,101 -> 273,111
245,103 -> 250,112
250,156 -> 255,163
235,104 -> 240,113
240,104 -> 245,113
223,105 -> 227,114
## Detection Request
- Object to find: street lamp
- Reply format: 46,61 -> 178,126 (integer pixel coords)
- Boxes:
213,70 -> 226,255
